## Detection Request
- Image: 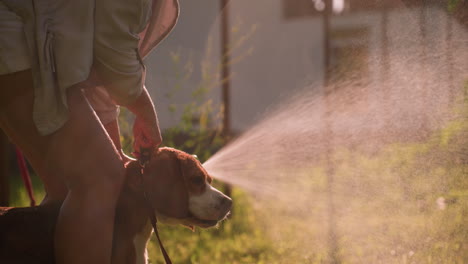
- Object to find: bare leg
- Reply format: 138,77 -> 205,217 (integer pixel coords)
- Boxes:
0,70 -> 125,264
103,119 -> 133,164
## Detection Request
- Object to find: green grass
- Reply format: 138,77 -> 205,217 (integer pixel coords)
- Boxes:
148,186 -> 278,264
8,169 -> 45,208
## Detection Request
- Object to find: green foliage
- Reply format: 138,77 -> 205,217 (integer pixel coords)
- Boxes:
161,46 -> 226,161
119,107 -> 135,155
162,94 -> 225,162
8,170 -> 45,207
161,22 -> 257,162
448,0 -> 464,12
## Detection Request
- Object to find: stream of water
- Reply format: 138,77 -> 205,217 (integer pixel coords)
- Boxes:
203,6 -> 467,263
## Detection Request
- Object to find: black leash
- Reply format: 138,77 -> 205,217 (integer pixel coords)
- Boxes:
139,147 -> 172,264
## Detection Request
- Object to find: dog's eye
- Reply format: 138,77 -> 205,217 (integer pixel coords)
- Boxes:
191,176 -> 205,185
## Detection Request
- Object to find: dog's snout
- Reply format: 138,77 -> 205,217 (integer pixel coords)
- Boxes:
189,184 -> 232,221
220,196 -> 232,212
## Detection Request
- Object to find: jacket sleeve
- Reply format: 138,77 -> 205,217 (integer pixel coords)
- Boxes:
93,0 -> 152,106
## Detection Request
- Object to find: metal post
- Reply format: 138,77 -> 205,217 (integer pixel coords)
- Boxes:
322,0 -> 340,263
446,7 -> 454,103
220,0 -> 231,138
323,1 -> 331,88
419,2 -> 428,136
381,3 -> 390,132
220,0 -> 232,199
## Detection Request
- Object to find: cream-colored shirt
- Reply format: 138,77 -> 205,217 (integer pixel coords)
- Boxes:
1,0 -> 179,135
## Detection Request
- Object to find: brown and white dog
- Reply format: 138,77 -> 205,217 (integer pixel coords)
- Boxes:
0,147 -> 232,264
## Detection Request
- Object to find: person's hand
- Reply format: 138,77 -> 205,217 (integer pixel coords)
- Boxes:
122,86 -> 162,157
118,149 -> 135,165
132,115 -> 162,157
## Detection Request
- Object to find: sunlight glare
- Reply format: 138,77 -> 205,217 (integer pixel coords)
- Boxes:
333,0 -> 345,14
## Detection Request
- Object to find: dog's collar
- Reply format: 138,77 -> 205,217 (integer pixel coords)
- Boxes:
138,147 -> 152,167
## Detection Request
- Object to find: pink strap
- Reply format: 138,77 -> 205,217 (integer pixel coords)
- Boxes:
15,147 -> 36,207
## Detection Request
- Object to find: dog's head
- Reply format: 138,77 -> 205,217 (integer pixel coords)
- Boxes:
127,147 -> 231,229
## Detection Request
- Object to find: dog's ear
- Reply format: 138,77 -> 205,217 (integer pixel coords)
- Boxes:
179,154 -> 211,195
144,149 -> 190,219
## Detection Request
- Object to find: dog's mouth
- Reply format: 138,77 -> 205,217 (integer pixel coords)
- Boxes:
189,218 -> 219,228
156,211 -> 230,230
182,211 -> 230,229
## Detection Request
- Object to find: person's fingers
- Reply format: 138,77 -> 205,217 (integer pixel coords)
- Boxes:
132,117 -> 162,153
134,118 -> 151,146
119,149 -> 135,165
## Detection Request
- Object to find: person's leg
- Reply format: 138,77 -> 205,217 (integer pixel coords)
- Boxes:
83,85 -> 132,163
0,70 -> 125,264
103,119 -> 133,164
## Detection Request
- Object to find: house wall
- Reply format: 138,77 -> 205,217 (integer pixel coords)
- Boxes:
143,0 -> 467,135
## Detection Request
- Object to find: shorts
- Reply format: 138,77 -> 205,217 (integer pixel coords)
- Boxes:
0,1 -> 118,125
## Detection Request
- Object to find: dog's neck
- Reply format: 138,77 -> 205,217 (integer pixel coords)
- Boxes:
111,163 -> 155,264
